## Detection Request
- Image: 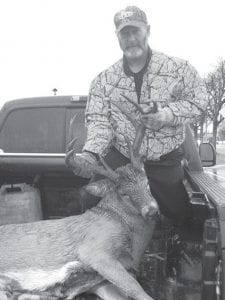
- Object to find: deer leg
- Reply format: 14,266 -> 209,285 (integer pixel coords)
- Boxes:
79,251 -> 153,300
95,257 -> 153,300
131,220 -> 155,269
90,282 -> 129,300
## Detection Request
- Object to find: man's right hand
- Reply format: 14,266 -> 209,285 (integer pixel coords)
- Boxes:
67,151 -> 98,178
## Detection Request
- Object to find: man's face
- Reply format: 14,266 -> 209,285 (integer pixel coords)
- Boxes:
117,25 -> 150,60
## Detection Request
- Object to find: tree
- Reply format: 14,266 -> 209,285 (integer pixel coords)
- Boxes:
205,59 -> 225,148
192,111 -> 207,142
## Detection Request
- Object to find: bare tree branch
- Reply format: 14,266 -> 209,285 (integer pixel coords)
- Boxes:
204,59 -> 225,147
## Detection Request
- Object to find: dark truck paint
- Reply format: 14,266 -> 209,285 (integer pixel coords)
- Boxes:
0,95 -> 225,299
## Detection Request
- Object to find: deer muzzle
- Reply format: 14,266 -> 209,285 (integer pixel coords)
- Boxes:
141,200 -> 159,218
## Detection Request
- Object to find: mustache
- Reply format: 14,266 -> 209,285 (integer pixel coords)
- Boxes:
125,45 -> 140,50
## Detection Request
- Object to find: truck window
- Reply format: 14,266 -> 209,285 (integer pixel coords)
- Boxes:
0,107 -> 66,153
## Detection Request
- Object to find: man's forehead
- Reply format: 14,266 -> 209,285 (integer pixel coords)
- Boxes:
121,25 -> 138,30
119,25 -> 145,34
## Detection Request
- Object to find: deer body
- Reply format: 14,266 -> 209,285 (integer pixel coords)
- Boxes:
0,166 -> 156,300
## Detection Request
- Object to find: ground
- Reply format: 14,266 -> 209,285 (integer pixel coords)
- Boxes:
216,144 -> 225,164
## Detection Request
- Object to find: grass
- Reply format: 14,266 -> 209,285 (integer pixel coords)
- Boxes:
216,144 -> 225,164
217,153 -> 225,164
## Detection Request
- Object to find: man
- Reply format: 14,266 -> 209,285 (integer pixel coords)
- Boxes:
69,6 -> 208,222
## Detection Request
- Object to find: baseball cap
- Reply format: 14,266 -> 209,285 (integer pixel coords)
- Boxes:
114,6 -> 148,35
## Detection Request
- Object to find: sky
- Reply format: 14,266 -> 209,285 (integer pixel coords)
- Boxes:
0,0 -> 225,106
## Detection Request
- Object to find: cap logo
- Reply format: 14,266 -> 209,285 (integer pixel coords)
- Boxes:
117,11 -> 134,20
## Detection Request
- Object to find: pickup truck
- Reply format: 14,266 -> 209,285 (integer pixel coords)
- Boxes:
0,95 -> 224,300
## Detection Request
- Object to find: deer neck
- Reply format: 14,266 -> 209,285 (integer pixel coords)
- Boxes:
93,193 -> 143,228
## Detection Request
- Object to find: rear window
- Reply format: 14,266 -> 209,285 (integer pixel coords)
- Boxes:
0,107 -> 86,153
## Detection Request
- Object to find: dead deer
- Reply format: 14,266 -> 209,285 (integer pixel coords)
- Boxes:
0,96 -> 158,300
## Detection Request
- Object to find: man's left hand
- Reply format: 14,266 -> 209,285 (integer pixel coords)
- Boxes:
141,107 -> 174,131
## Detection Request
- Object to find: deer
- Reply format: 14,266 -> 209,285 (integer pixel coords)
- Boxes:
0,96 -> 158,300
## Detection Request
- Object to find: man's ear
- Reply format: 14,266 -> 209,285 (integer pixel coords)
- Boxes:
84,179 -> 115,197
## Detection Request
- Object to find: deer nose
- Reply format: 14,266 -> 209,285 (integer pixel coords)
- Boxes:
141,206 -> 150,218
141,201 -> 158,218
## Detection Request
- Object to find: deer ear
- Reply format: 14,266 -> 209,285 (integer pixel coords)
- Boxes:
84,179 -> 115,197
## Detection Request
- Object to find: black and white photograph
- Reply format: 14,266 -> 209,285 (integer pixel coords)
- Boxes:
0,0 -> 225,299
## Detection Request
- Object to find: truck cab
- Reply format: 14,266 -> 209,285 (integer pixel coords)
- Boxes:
0,95 -> 224,300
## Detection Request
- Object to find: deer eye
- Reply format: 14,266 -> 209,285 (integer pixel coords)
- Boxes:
117,186 -> 130,195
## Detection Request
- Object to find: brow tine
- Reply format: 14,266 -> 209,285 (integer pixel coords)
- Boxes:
67,113 -> 80,151
66,137 -> 78,153
123,136 -> 140,169
65,148 -> 76,169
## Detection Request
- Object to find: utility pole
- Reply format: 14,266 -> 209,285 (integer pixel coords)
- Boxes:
52,88 -> 58,96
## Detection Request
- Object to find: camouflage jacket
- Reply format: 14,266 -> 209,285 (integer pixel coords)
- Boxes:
83,49 -> 208,161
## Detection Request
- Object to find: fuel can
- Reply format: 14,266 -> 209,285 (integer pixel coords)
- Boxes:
0,183 -> 43,225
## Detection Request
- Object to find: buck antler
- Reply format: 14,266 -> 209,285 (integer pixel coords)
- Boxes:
111,94 -> 158,167
65,115 -> 119,182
